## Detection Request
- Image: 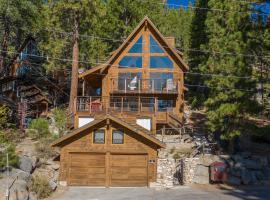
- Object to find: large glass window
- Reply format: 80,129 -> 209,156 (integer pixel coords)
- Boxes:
112,130 -> 124,144
119,56 -> 142,68
149,73 -> 175,92
150,56 -> 173,68
118,73 -> 142,91
128,36 -> 142,53
158,99 -> 174,112
150,35 -> 164,53
93,129 -> 105,144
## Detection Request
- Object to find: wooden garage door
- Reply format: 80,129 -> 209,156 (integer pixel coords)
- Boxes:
110,154 -> 148,187
68,153 -> 106,186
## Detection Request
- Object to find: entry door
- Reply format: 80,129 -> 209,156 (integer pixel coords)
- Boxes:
68,153 -> 106,186
110,154 -> 148,187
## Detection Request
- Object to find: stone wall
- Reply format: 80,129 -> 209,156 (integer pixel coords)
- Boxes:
181,158 -> 200,185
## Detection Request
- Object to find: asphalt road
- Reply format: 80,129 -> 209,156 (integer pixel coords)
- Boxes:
51,185 -> 270,200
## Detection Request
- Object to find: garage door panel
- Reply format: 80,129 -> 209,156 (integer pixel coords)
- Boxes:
110,154 -> 147,187
68,153 -> 106,186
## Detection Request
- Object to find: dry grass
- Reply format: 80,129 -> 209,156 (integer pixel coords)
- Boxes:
30,174 -> 52,199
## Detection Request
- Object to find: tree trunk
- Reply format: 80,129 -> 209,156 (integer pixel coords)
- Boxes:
69,12 -> 79,114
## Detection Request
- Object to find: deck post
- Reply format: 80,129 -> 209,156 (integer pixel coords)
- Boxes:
89,96 -> 92,113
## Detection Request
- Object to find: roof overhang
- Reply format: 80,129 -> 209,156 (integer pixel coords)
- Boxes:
51,115 -> 165,148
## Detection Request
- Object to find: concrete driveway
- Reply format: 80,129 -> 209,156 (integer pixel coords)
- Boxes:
51,185 -> 270,200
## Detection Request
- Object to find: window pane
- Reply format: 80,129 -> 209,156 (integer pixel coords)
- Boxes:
149,73 -> 174,92
118,73 -> 142,91
94,130 -> 105,144
158,99 -> 174,112
128,36 -> 142,53
112,130 -> 124,144
150,35 -> 164,53
150,56 -> 173,68
119,56 -> 142,68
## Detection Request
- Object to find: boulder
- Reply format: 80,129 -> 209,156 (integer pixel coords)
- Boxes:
49,180 -> 57,191
50,163 -> 60,171
250,171 -> 258,185
29,192 -> 38,200
251,156 -> 268,167
263,167 -> 270,180
230,168 -> 242,177
9,180 -> 29,200
30,156 -> 39,169
193,175 -> 209,184
193,165 -> 209,184
19,156 -> 33,173
241,169 -> 252,185
243,159 -> 262,170
226,176 -> 241,185
255,171 -> 264,181
194,165 -> 209,177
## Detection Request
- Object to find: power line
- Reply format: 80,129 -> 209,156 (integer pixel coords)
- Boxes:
46,29 -> 270,59
139,0 -> 270,16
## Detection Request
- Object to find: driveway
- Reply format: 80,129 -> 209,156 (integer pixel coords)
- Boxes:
51,185 -> 270,200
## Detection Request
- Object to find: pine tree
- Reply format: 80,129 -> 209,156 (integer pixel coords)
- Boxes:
200,1 -> 258,139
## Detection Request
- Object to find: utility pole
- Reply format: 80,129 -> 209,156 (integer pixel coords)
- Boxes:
69,11 -> 79,114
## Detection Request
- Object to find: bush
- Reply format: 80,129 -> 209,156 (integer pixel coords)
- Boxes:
0,105 -> 10,129
52,107 -> 68,137
35,138 -> 57,159
28,118 -> 50,139
30,175 -> 52,199
0,132 -> 18,168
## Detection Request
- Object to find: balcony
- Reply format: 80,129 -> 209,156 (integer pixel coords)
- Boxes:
76,96 -> 174,113
110,78 -> 179,94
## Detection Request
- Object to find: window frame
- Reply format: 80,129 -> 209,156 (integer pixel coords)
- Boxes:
112,129 -> 124,144
93,129 -> 105,144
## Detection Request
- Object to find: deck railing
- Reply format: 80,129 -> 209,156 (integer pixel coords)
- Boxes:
76,96 -> 175,113
110,78 -> 179,94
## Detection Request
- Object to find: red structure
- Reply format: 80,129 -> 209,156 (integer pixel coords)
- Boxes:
210,162 -> 228,183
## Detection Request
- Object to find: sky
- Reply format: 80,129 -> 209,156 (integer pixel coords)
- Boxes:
166,0 -> 195,9
166,0 -> 270,23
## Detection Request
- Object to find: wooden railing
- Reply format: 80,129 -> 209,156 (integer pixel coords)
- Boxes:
110,78 -> 179,94
76,96 -> 176,114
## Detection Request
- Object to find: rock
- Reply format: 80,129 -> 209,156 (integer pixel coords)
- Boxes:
230,168 -> 242,177
251,156 -> 268,167
51,163 -> 60,170
19,156 -> 33,173
243,159 -> 263,170
250,171 -> 258,185
232,154 -> 244,163
30,156 -> 39,169
29,192 -> 38,200
241,169 -> 252,185
263,167 -> 270,180
194,165 -> 209,177
193,165 -> 209,184
9,180 -> 29,200
49,180 -> 57,191
255,171 -> 264,181
227,176 -> 241,185
193,175 -> 209,184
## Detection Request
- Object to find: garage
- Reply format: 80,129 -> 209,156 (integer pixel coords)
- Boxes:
51,115 -> 165,187
68,153 -> 148,187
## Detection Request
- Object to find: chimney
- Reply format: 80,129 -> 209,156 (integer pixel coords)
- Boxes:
165,37 -> 175,48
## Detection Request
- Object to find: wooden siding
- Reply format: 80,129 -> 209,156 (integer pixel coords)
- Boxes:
59,121 -> 158,186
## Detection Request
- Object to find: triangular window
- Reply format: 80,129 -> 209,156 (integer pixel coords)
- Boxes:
150,35 -> 164,53
128,36 -> 142,53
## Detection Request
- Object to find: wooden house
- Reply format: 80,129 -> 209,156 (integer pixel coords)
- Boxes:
52,17 -> 188,187
0,37 -> 50,127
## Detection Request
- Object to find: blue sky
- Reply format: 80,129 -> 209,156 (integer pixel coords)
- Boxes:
166,0 -> 195,9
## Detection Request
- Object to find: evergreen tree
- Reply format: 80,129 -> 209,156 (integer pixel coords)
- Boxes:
200,1 -> 258,139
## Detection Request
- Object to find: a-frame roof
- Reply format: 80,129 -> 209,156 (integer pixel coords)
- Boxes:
51,114 -> 165,148
80,16 -> 188,78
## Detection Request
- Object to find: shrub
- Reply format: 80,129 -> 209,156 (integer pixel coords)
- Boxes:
35,138 -> 57,159
52,107 -> 68,137
30,174 -> 52,199
0,105 -> 10,129
28,118 -> 50,139
0,132 -> 18,168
